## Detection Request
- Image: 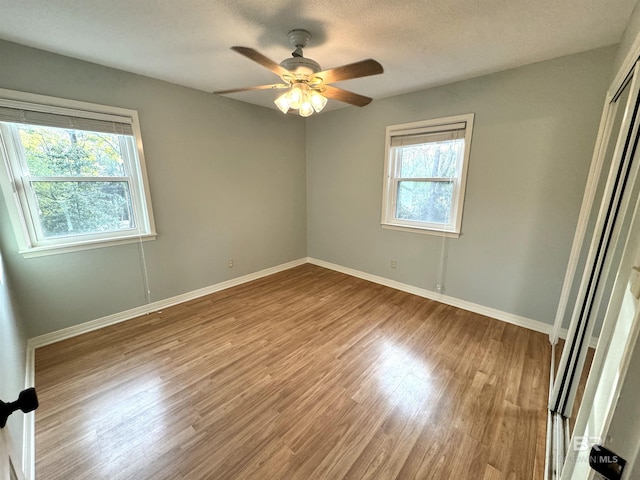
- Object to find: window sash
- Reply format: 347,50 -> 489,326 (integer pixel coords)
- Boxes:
0,88 -> 156,257
26,178 -> 137,241
389,139 -> 463,229
390,137 -> 464,180
391,180 -> 457,229
27,176 -> 131,182
393,177 -> 455,182
382,114 -> 474,235
0,121 -> 149,249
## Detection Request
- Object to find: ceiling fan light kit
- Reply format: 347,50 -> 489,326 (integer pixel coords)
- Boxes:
214,29 -> 383,117
274,82 -> 327,116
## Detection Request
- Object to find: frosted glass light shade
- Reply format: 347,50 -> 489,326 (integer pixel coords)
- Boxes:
288,83 -> 306,109
274,93 -> 290,114
299,101 -> 314,117
275,83 -> 325,117
309,90 -> 327,112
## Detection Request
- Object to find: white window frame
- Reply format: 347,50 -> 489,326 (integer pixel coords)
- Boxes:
381,113 -> 474,237
0,88 -> 156,258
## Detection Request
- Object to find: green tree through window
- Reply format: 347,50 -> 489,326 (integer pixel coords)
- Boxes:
18,125 -> 134,238
382,114 -> 474,235
395,139 -> 462,224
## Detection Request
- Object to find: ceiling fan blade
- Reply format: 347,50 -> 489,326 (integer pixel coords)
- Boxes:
321,85 -> 372,107
231,46 -> 291,78
314,59 -> 383,84
214,84 -> 289,95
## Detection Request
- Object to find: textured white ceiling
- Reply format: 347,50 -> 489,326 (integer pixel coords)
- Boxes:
0,0 -> 637,111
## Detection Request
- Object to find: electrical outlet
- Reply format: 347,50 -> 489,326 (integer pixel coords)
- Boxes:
390,260 -> 397,269
228,259 -> 234,268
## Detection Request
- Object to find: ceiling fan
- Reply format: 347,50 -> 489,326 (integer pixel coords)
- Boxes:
214,29 -> 384,117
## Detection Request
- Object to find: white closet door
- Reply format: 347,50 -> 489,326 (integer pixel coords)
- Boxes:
0,429 -> 9,480
562,191 -> 640,479
551,62 -> 640,418
0,428 -> 24,480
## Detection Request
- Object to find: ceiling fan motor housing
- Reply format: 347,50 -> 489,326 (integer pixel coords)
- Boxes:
281,29 -> 321,77
280,57 -> 321,76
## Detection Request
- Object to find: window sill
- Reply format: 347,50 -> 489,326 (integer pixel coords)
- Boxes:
381,223 -> 461,238
19,233 -> 157,258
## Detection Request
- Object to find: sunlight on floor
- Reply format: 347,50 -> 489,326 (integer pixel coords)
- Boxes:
91,375 -> 168,476
377,341 -> 433,415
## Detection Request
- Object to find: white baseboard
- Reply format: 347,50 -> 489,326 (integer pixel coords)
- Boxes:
28,257 -> 307,349
557,327 -> 599,350
22,254 -> 597,480
30,256 -> 576,349
307,257 -> 555,335
21,256 -> 307,480
306,258 -> 601,348
28,255 -> 588,350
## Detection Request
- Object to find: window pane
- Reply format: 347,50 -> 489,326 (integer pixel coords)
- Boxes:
16,124 -> 126,177
31,181 -> 134,238
396,181 -> 453,224
398,139 -> 463,178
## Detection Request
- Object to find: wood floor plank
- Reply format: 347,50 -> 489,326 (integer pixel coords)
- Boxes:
35,264 -> 551,479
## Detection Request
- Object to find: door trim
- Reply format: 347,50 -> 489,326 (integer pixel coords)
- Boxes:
551,62 -> 640,417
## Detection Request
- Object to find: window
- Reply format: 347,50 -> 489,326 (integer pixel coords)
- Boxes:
0,89 -> 156,257
381,114 -> 474,236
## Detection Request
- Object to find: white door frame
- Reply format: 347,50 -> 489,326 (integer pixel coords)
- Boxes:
551,12 -> 640,346
0,429 -> 9,480
550,61 -> 640,418
561,177 -> 640,478
547,20 -> 640,479
0,428 -> 26,480
550,82 -> 626,346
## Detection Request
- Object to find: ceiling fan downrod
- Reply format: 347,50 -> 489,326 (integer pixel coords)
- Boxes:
287,29 -> 311,58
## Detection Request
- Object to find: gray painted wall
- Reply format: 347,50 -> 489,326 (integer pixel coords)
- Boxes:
0,39 -> 619,337
306,47 -> 616,324
0,40 -> 307,336
0,249 -> 28,468
615,1 -> 640,76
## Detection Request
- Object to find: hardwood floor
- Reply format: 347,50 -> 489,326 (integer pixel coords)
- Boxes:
35,264 -> 551,479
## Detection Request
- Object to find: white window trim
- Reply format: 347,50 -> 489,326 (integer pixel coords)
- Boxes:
381,113 -> 474,237
0,88 -> 157,257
